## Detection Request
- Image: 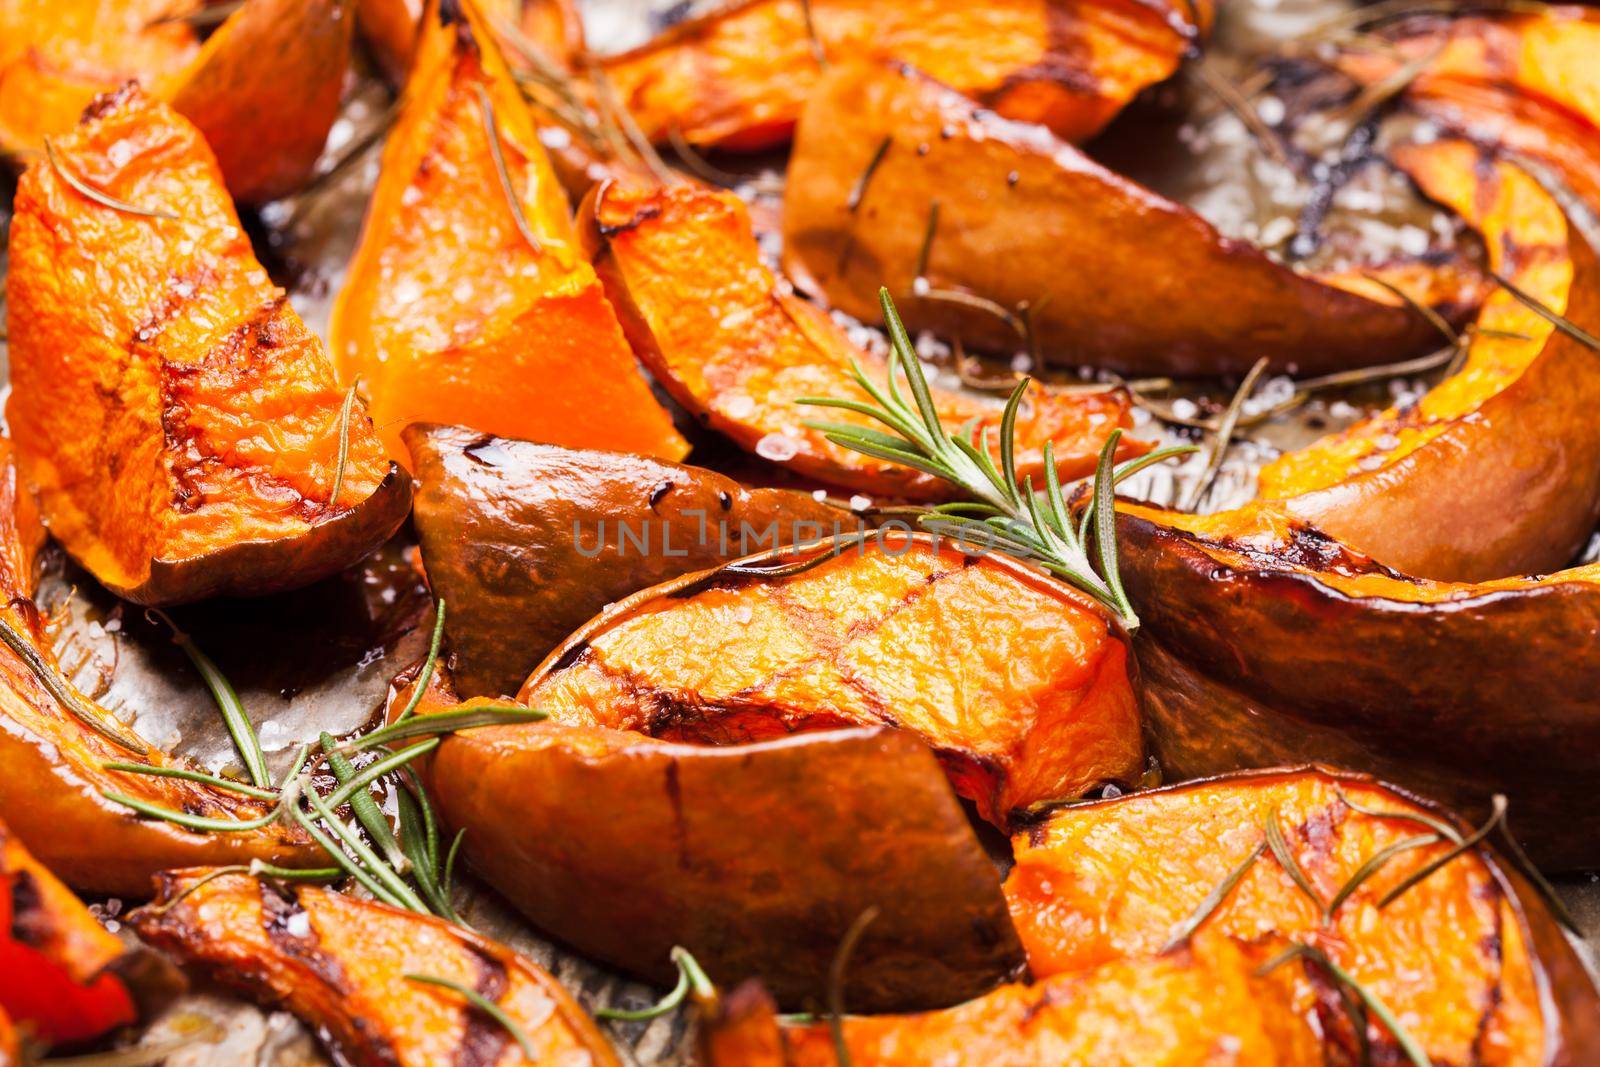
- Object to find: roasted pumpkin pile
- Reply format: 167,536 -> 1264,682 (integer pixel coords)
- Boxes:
0,0 -> 1597,1063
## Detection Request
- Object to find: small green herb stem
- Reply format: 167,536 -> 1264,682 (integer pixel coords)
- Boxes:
1258,944 -> 1433,1067
320,731 -> 411,875
396,600 -> 447,722
101,761 -> 280,801
337,705 -> 549,754
301,788 -> 428,914
102,792 -> 283,833
149,609 -> 270,789
405,975 -> 537,1059
596,946 -> 714,1021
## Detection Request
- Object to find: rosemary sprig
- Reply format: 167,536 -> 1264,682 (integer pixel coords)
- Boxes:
828,907 -> 879,1067
596,946 -> 714,1021
847,136 -> 891,212
0,614 -> 146,752
475,84 -> 543,254
44,139 -> 179,221
1258,943 -> 1433,1067
798,289 -> 1194,630
103,705 -> 538,919
1490,270 -> 1600,353
1334,787 -> 1464,844
912,201 -> 940,280
149,609 -> 270,788
405,975 -> 537,1059
329,383 -> 358,508
396,600 -> 447,722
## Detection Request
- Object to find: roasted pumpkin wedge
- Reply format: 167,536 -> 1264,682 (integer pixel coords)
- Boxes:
132,870 -> 621,1067
783,61 -> 1472,376
331,0 -> 688,468
582,178 -> 1144,500
701,931 -> 1321,1067
162,0 -> 353,203
0,0 -> 349,202
429,720 -> 1025,1011
5,87 -> 411,605
515,534 -> 1142,825
1117,142 -> 1600,867
1336,7 -> 1600,211
0,815 -> 182,1050
1004,769 -> 1600,1065
600,0 -> 1213,151
406,423 -> 856,697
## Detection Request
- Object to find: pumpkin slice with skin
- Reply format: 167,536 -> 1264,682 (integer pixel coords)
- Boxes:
582,178 -> 1145,500
1117,141 -> 1600,869
1004,769 -> 1600,1065
5,86 -> 411,605
514,533 -> 1142,824
700,931 -> 1321,1067
132,870 -> 621,1067
331,0 -> 687,468
405,423 -> 858,698
0,815 -> 183,1051
600,0 -> 1214,151
428,718 -> 1026,1012
783,60 -> 1476,377
0,438 -> 326,896
0,0 -> 350,203
423,534 -> 1129,1009
160,0 -> 353,203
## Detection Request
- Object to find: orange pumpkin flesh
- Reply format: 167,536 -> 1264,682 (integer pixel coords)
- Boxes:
517,535 -> 1143,825
5,86 -> 411,605
600,0 -> 1214,151
701,931 -> 1320,1067
133,870 -> 621,1067
1004,769 -> 1600,1065
582,177 -> 1145,500
330,0 -> 688,468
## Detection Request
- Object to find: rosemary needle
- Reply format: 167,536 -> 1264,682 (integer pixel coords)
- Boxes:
329,382 -> 359,508
148,608 -> 271,789
44,139 -> 179,221
396,599 -> 447,722
597,946 -> 714,1021
475,84 -> 543,254
405,975 -> 537,1059
829,907 -> 879,1067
